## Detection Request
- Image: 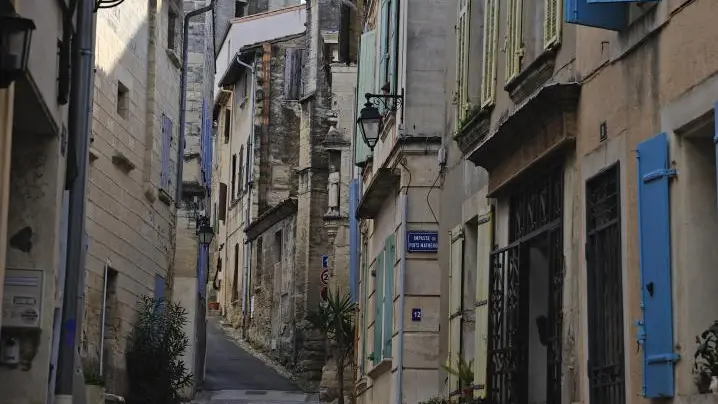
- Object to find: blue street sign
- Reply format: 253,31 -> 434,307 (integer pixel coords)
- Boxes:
321,255 -> 329,268
412,308 -> 422,322
406,231 -> 438,253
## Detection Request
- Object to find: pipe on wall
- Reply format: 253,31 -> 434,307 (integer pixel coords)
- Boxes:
395,191 -> 408,404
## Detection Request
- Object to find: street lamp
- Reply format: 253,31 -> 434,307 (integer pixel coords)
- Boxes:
197,217 -> 214,246
356,92 -> 404,152
0,11 -> 36,89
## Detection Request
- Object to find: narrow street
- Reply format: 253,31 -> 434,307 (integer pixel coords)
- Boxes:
193,318 -> 318,404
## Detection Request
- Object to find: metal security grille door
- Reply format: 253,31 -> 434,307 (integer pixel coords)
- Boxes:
488,165 -> 564,404
586,164 -> 626,404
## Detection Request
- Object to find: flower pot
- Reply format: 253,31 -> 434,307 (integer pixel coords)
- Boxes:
85,384 -> 105,404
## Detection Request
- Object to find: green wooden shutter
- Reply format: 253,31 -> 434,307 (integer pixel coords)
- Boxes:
360,240 -> 369,374
387,0 -> 399,94
505,0 -> 523,83
383,234 -> 396,358
473,209 -> 493,398
447,226 -> 464,393
355,30 -> 376,167
372,251 -> 385,366
378,0 -> 390,91
480,0 -> 499,108
543,0 -> 561,49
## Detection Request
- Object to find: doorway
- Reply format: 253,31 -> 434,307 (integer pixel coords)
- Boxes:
488,165 -> 564,404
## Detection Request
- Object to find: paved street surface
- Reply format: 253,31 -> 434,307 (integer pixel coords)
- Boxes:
192,318 -> 318,404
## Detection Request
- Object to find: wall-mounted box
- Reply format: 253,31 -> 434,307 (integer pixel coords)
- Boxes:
2,269 -> 44,329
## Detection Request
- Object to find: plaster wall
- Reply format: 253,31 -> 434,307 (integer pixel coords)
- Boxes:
574,0 -> 718,400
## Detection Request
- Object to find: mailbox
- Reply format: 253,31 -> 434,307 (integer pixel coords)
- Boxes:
2,268 -> 43,329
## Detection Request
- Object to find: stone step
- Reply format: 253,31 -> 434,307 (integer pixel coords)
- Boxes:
194,390 -> 320,403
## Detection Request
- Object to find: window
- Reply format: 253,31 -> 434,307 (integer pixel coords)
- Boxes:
235,0 -> 246,18
117,80 -> 129,119
223,109 -> 231,144
480,0 -> 499,108
377,0 -> 399,94
284,48 -> 304,100
543,0 -> 561,49
232,243 -> 239,304
355,31 -> 376,167
456,0 -> 471,123
371,234 -> 395,366
274,230 -> 282,263
218,183 -> 227,221
160,114 -> 173,191
231,154 -> 237,199
505,0 -> 524,83
586,164 -> 625,404
238,145 -> 244,195
168,8 -> 177,50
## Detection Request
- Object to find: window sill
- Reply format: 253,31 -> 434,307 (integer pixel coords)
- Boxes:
367,358 -> 391,379
158,188 -> 173,206
166,48 -> 182,70
504,46 -> 558,104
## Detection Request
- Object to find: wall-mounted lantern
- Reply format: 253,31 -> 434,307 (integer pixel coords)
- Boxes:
196,217 -> 214,246
0,11 -> 36,89
356,91 -> 404,151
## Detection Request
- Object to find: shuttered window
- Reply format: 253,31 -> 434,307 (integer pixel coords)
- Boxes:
480,0 -> 499,108
360,238 -> 369,374
160,114 -> 172,190
543,0 -> 561,49
636,132 -> 679,398
386,0 -> 399,95
505,0 -> 523,83
238,146 -> 244,195
473,210 -> 493,398
383,234 -> 396,358
456,0 -> 471,123
355,31 -> 376,167
218,183 -> 228,221
447,225 -> 464,393
284,48 -> 303,100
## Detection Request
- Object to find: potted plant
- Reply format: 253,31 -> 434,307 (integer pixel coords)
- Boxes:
83,365 -> 106,404
442,355 -> 475,402
694,320 -> 718,394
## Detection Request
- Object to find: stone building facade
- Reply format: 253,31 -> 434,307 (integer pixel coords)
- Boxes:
436,1 -> 718,404
81,0 -> 184,395
0,0 -> 73,402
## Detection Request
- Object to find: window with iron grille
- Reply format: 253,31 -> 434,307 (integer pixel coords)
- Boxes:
586,164 -> 626,404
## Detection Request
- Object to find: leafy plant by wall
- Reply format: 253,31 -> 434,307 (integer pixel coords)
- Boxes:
305,289 -> 356,404
125,295 -> 192,404
694,320 -> 718,394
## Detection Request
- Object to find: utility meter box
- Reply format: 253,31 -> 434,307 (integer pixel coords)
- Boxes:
2,268 -> 43,329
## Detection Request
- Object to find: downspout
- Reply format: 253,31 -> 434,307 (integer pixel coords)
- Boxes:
234,56 -> 256,337
177,0 -> 217,203
395,191 -> 408,404
56,0 -> 96,401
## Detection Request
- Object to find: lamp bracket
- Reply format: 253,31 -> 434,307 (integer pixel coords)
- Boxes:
364,89 -> 404,115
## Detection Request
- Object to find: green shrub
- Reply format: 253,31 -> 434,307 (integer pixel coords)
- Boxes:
125,295 -> 192,404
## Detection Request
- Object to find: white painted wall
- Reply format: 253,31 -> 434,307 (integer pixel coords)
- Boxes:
214,6 -> 306,96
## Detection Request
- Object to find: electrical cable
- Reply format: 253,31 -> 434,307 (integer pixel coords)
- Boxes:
426,167 -> 444,224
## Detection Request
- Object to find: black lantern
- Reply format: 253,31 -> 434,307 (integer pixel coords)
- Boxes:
0,11 -> 36,89
356,91 -> 404,152
197,218 -> 214,246
357,101 -> 382,151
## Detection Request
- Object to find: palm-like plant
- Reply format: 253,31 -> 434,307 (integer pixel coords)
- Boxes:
306,289 -> 356,404
441,354 -> 475,402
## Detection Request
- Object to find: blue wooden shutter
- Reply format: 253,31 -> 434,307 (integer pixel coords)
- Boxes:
636,132 -> 679,398
387,0 -> 399,94
154,274 -> 165,301
565,0 -> 628,31
355,31 -> 376,167
383,234 -> 395,358
373,251 -> 385,365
